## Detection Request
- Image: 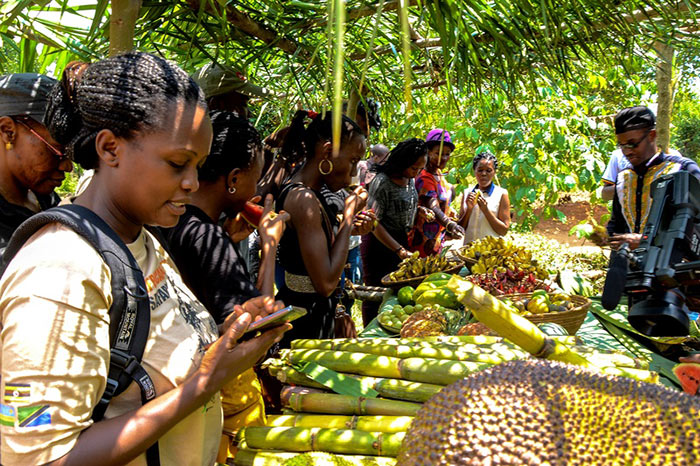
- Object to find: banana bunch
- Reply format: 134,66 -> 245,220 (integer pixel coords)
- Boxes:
388,252 -> 453,281
461,236 -> 548,279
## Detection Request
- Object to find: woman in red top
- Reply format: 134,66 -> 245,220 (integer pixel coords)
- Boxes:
409,129 -> 464,256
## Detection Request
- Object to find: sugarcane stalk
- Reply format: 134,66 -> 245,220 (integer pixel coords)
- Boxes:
233,449 -> 398,466
239,426 -> 405,457
572,345 -> 650,370
281,390 -> 421,416
272,364 -> 444,402
294,340 -> 509,364
601,366 -> 659,384
372,377 -> 443,402
267,414 -> 414,433
285,349 -> 492,385
446,276 -> 593,367
291,334 -> 578,349
284,349 -> 402,378
397,357 -> 491,384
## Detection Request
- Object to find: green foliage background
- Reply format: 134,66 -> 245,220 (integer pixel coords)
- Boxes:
1,1 -> 699,229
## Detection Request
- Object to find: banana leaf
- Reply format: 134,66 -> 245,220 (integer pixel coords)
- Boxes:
589,301 -> 699,346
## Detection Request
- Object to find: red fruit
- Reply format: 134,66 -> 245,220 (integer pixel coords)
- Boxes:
673,363 -> 700,395
240,201 -> 264,228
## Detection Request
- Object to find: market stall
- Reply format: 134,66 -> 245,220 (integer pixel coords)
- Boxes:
231,237 -> 699,466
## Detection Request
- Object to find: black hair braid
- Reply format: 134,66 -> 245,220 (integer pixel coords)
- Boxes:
376,138 -> 428,177
472,151 -> 498,171
280,110 -> 364,165
198,110 -> 261,182
45,52 -> 206,169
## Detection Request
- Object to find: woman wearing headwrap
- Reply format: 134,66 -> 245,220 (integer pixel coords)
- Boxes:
409,128 -> 464,256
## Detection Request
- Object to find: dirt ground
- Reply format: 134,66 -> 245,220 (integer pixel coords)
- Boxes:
530,200 -> 609,247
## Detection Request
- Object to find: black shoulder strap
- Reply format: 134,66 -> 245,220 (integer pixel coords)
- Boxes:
2,204 -> 160,465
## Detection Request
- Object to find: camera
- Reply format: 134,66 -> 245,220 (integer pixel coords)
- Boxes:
602,171 -> 700,336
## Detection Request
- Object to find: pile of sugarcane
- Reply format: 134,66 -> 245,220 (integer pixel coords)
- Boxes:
232,276 -> 663,465
232,333 -> 655,465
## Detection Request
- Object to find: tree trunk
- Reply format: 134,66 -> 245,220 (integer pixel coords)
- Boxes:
655,42 -> 674,153
109,0 -> 142,57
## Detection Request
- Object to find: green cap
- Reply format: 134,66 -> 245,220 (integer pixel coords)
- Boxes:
192,63 -> 271,99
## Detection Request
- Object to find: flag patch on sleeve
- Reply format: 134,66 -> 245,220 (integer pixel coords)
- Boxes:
0,404 -> 16,426
4,383 -> 30,404
17,405 -> 51,427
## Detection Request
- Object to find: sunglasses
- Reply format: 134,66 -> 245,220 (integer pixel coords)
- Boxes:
15,118 -> 68,162
617,130 -> 651,150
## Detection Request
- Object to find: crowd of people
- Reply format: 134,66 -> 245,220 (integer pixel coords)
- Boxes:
0,51 -> 697,465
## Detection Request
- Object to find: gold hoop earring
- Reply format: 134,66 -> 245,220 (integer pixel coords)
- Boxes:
5,142 -> 12,150
228,186 -> 237,194
318,159 -> 333,175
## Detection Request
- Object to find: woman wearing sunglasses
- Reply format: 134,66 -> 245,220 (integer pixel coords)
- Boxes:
0,73 -> 73,249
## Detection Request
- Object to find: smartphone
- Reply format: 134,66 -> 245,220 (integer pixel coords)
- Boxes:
238,305 -> 307,341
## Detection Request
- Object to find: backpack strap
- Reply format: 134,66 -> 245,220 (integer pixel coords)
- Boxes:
2,204 -> 160,465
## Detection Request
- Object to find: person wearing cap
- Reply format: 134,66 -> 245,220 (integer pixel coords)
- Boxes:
607,106 -> 700,250
0,73 -> 71,250
409,128 -> 464,256
193,62 -> 272,119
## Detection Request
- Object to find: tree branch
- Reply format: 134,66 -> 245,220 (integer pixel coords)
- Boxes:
350,37 -> 441,60
186,0 -> 298,54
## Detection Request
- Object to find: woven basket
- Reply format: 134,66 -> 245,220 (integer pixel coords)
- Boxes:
380,261 -> 463,291
498,292 -> 591,335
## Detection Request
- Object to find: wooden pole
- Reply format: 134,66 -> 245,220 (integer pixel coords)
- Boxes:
109,0 -> 142,57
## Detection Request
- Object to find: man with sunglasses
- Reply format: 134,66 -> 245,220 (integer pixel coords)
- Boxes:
607,106 -> 700,250
0,73 -> 72,251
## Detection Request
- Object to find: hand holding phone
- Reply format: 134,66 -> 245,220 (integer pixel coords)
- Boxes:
238,305 -> 307,341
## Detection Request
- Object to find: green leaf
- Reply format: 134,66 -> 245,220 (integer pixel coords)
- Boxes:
296,362 -> 379,398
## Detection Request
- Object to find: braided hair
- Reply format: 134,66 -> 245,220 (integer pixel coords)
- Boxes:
198,110 -> 261,182
376,138 -> 427,177
280,110 -> 364,166
472,151 -> 498,171
45,52 -> 206,170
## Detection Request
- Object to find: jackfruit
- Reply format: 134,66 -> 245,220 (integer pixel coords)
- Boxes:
397,359 -> 700,466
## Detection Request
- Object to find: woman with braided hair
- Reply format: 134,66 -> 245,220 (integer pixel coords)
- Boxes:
275,110 -> 374,345
0,52 -> 289,465
360,138 -> 428,326
458,150 -> 511,244
161,110 -> 290,459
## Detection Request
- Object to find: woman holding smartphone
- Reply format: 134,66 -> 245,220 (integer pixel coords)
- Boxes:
0,52 -> 289,465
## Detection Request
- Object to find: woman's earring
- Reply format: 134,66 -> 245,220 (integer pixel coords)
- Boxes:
228,186 -> 237,194
318,158 -> 334,175
5,142 -> 13,150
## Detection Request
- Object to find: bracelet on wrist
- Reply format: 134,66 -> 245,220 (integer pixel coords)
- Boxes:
394,246 -> 404,254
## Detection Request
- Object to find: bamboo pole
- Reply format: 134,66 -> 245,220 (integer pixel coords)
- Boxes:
446,276 -> 593,367
281,390 -> 422,416
267,414 -> 414,433
239,426 -> 405,457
